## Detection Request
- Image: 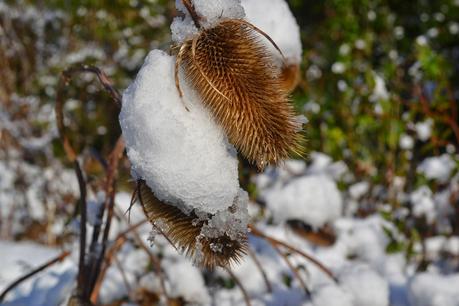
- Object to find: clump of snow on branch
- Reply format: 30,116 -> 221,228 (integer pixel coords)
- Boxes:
417,154 -> 456,182
262,174 -> 342,228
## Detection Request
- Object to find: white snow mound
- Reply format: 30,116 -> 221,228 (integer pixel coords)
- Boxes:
119,50 -> 239,214
264,174 -> 342,228
409,272 -> 459,306
241,0 -> 302,64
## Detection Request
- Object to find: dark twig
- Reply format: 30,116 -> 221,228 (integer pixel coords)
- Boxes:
62,65 -> 122,106
182,0 -> 201,29
87,137 -> 125,298
0,251 -> 70,302
248,225 -> 337,282
74,161 -> 88,298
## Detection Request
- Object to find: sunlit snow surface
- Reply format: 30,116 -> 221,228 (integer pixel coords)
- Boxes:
2,153 -> 459,306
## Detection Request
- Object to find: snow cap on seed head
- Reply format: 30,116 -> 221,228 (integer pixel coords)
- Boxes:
172,0 -> 245,43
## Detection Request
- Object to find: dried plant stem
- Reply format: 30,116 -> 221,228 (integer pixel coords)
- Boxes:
115,209 -> 171,304
114,255 -> 133,297
90,220 -> 147,304
74,161 -> 88,297
224,267 -> 252,306
182,0 -> 201,29
0,251 -> 70,302
247,246 -> 272,293
56,64 -> 124,304
272,245 -> 310,295
248,225 -> 337,282
87,137 -> 125,298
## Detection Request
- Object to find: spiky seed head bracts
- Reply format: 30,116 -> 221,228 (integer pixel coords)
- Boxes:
175,3 -> 304,170
137,181 -> 247,269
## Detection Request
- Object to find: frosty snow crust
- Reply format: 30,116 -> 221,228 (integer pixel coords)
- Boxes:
119,50 -> 239,215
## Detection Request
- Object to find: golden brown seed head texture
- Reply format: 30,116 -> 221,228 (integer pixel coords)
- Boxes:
137,181 -> 247,269
180,19 -> 303,169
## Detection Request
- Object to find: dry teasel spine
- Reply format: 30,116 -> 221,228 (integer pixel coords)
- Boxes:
175,0 -> 304,170
137,180 -> 248,269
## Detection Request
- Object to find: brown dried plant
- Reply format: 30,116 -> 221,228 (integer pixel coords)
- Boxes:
136,180 -> 247,269
175,0 -> 304,170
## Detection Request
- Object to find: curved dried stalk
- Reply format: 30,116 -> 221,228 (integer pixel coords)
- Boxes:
272,244 -> 310,295
248,225 -> 337,282
182,0 -> 201,29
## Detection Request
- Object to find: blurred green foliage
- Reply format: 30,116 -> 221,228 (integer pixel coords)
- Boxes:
291,0 -> 458,189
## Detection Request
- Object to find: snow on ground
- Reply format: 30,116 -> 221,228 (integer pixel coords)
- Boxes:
408,272 -> 459,306
1,152 -> 459,305
263,175 -> 342,228
0,241 -> 76,306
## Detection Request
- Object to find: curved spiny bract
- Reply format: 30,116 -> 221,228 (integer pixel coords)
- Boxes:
280,63 -> 301,93
180,19 -> 303,169
137,181 -> 247,269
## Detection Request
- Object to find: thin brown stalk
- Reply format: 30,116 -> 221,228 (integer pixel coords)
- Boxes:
224,267 -> 252,306
272,245 -> 310,295
115,209 -> 171,304
89,220 -> 147,304
247,246 -> 272,293
87,137 -> 125,298
55,64 -> 121,162
113,255 -> 133,297
181,0 -> 201,29
248,225 -> 337,282
0,251 -> 70,302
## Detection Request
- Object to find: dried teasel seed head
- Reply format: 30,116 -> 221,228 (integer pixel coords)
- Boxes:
176,18 -> 305,170
137,181 -> 247,269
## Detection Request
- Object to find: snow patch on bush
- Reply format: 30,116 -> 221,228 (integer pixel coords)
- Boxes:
264,175 -> 342,228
